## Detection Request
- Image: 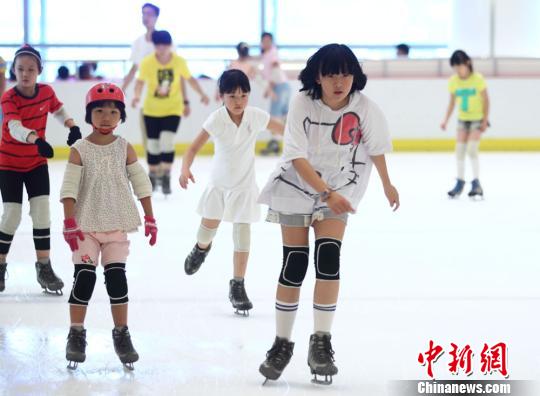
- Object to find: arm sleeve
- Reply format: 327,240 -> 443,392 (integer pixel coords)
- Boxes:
202,110 -> 222,138
179,58 -> 192,79
1,93 -> 21,123
361,99 -> 393,156
448,77 -> 456,94
477,74 -> 487,91
48,88 -> 63,113
53,106 -> 72,125
7,120 -> 33,143
137,58 -> 149,81
251,107 -> 271,133
281,94 -> 309,162
60,162 -> 83,202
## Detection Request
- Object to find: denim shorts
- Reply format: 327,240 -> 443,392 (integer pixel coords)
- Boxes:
266,208 -> 348,227
458,120 -> 482,132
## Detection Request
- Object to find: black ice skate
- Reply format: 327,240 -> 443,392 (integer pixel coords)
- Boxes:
308,333 -> 338,385
149,172 -> 160,192
468,178 -> 484,199
161,173 -> 171,195
229,279 -> 253,316
184,243 -> 211,275
447,179 -> 465,198
112,326 -> 139,370
259,336 -> 295,384
66,327 -> 87,370
35,260 -> 64,295
0,263 -> 7,292
260,139 -> 280,156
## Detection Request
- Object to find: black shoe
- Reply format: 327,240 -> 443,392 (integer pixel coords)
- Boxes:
307,333 -> 338,385
260,139 -> 281,156
161,173 -> 171,195
0,263 -> 7,292
184,243 -> 211,275
66,327 -> 87,369
448,179 -> 465,198
112,326 -> 139,370
259,336 -> 295,382
35,260 -> 64,295
229,279 -> 253,316
468,178 -> 484,198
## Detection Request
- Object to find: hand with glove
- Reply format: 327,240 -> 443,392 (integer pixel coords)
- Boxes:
63,218 -> 85,251
35,138 -> 54,158
144,215 -> 157,246
67,126 -> 82,146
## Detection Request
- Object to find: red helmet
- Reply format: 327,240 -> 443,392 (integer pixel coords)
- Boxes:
86,83 -> 125,107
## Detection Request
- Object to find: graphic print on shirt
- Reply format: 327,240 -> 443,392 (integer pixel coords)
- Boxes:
456,88 -> 476,112
277,112 -> 366,197
155,69 -> 174,98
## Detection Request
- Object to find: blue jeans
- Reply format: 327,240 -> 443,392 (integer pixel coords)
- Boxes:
270,82 -> 291,118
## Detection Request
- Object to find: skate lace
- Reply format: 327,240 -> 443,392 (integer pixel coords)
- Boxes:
266,340 -> 293,369
231,281 -> 248,301
114,328 -> 133,351
39,262 -> 57,282
68,330 -> 87,349
313,335 -> 335,363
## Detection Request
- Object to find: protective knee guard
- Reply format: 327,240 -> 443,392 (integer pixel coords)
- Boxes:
0,202 -> 22,235
278,245 -> 309,287
159,131 -> 176,153
68,264 -> 97,306
314,238 -> 342,281
29,195 -> 51,229
104,263 -> 128,305
232,223 -> 250,252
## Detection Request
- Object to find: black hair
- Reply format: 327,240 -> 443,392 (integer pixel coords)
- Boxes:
142,3 -> 160,16
85,100 -> 127,124
396,43 -> 410,55
450,50 -> 473,72
12,44 -> 43,73
218,69 -> 250,95
152,30 -> 172,45
78,64 -> 91,80
57,66 -> 69,80
299,44 -> 367,100
236,42 -> 249,58
261,32 -> 273,41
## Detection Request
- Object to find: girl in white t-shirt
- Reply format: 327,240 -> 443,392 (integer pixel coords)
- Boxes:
180,69 -> 283,316
257,44 -> 400,385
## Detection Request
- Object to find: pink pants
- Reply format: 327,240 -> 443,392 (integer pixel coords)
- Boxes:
72,231 -> 130,266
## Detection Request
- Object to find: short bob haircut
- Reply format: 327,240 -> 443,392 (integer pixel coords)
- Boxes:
450,50 -> 473,72
299,44 -> 367,100
218,69 -> 251,96
142,3 -> 160,16
85,100 -> 127,125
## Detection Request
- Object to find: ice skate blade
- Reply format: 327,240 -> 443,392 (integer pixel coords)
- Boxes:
234,309 -> 250,317
311,374 -> 333,385
262,377 -> 270,385
123,362 -> 135,371
42,287 -> 63,296
67,361 -> 78,370
469,194 -> 484,201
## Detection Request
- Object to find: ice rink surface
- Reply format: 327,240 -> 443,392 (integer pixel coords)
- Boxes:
1,153 -> 539,395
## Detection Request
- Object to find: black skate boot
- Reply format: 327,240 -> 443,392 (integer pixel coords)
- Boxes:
66,327 -> 87,370
184,243 -> 211,275
468,178 -> 484,199
447,179 -> 465,198
149,172 -> 160,192
35,260 -> 64,295
259,336 -> 295,384
161,172 -> 171,195
260,139 -> 280,156
308,333 -> 338,385
229,278 -> 253,316
112,326 -> 139,370
0,263 -> 7,292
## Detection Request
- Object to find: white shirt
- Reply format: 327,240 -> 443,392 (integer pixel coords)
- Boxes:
203,106 -> 270,190
258,91 -> 392,211
262,46 -> 287,84
129,34 -> 155,65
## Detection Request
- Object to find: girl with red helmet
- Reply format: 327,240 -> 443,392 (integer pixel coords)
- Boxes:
0,45 -> 82,294
60,82 -> 157,370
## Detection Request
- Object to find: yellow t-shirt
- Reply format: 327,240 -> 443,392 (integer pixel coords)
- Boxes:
137,53 -> 192,117
448,72 -> 487,121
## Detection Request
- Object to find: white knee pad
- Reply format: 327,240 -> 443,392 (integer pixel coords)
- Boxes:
197,224 -> 217,246
0,203 -> 22,234
29,195 -> 51,229
467,141 -> 480,159
233,223 -> 250,252
159,131 -> 176,153
455,142 -> 467,160
146,138 -> 161,155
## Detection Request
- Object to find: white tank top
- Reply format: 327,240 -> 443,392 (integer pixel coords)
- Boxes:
73,137 -> 141,233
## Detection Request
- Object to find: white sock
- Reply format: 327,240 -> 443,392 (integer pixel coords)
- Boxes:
313,303 -> 337,334
275,300 -> 298,340
455,142 -> 467,180
467,141 -> 480,179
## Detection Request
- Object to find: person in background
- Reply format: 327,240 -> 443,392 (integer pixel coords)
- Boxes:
0,56 -> 6,125
396,43 -> 410,58
57,66 -> 71,81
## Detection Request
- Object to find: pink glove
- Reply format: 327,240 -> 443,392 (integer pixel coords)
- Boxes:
144,215 -> 157,246
63,218 -> 85,252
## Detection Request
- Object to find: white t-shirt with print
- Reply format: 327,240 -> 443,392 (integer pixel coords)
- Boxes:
196,106 -> 270,223
258,91 -> 392,214
129,34 -> 155,65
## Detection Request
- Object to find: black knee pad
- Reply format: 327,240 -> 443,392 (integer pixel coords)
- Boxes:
68,264 -> 97,306
278,246 -> 309,287
104,263 -> 128,305
314,238 -> 341,281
